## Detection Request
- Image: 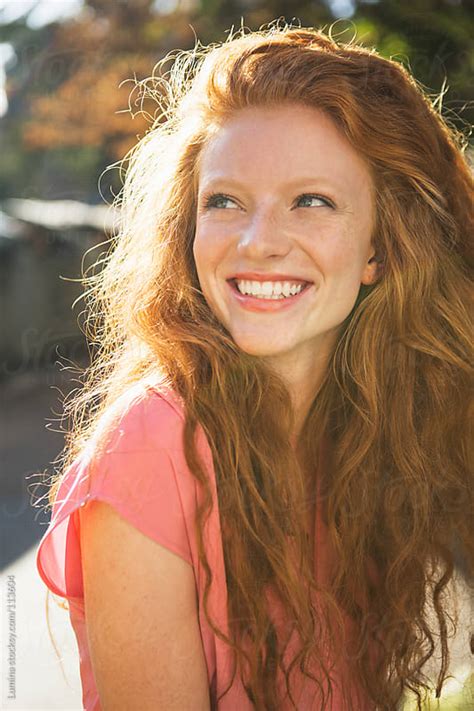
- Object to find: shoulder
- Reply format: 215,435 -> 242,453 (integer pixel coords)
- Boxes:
85,384 -> 196,565
79,381 -> 199,525
36,381 -> 201,599
88,381 -> 187,462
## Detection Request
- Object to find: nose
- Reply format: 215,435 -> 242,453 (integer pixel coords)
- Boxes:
237,207 -> 291,259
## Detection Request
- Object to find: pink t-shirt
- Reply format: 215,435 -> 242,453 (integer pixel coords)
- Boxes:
36,383 -> 374,710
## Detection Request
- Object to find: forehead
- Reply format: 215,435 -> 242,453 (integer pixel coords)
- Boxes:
197,104 -> 373,196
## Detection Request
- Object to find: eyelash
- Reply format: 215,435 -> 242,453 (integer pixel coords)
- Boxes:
201,192 -> 335,210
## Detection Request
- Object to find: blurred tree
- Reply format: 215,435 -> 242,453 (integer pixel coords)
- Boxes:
0,0 -> 472,202
351,0 -> 473,139
0,0 -> 198,200
22,5 -> 197,146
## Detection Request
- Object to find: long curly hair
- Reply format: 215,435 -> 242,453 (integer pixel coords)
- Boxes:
46,21 -> 473,710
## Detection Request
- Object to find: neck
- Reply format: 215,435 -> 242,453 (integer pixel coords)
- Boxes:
263,335 -> 338,443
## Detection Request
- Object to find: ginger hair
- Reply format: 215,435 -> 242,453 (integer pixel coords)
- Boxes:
46,21 -> 473,710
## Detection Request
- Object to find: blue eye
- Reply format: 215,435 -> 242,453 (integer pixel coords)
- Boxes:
296,194 -> 334,208
201,191 -> 335,210
202,193 -> 238,209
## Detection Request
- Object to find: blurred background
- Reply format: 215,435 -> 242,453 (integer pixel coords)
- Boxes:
0,0 -> 472,708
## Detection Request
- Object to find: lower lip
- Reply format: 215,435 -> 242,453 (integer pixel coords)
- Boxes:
226,280 -> 313,312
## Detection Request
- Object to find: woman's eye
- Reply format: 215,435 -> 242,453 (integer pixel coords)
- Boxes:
202,193 -> 238,209
201,192 -> 334,210
296,194 -> 334,209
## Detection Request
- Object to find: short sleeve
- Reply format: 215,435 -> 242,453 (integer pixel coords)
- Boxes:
36,385 -> 195,600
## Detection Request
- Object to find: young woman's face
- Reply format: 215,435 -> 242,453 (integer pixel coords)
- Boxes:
193,104 -> 378,368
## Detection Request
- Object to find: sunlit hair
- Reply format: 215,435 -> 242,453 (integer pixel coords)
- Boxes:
46,20 -> 473,710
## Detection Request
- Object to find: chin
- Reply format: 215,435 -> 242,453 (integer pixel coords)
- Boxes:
231,337 -> 287,358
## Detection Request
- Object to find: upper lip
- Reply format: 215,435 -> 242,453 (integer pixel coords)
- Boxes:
228,272 -> 313,283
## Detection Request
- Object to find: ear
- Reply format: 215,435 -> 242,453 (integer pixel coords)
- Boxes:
361,250 -> 383,286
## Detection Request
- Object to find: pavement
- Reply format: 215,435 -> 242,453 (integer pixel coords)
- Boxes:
1,360 -> 85,709
1,545 -> 82,710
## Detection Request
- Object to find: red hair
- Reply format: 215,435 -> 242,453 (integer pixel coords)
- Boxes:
47,22 -> 473,710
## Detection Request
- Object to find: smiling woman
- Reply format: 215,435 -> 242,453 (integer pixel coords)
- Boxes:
193,104 -> 379,435
35,21 -> 473,711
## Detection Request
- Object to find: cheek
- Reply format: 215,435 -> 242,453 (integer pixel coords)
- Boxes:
193,227 -> 222,277
192,230 -> 227,312
192,233 -> 202,279
317,240 -> 352,277
192,230 -> 212,285
323,232 -> 370,280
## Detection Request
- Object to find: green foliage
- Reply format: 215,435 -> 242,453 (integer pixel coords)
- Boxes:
0,0 -> 472,201
402,671 -> 474,711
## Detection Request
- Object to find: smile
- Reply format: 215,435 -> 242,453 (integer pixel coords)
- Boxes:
226,278 -> 313,312
235,278 -> 308,297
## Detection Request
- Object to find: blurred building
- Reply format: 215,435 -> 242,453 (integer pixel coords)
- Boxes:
0,198 -> 116,377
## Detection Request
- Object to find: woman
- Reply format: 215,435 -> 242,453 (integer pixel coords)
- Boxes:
36,22 -> 473,711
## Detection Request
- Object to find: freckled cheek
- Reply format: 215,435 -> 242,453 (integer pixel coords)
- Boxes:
323,236 -> 366,273
316,248 -> 367,300
315,240 -> 352,276
192,234 -> 208,290
192,230 -> 226,297
194,228 -> 232,276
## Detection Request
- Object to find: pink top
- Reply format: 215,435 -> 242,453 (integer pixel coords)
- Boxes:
36,383 -> 375,710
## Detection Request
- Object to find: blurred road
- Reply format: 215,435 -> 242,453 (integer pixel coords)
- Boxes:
1,364 -> 67,568
1,360 -> 86,709
1,546 -> 82,709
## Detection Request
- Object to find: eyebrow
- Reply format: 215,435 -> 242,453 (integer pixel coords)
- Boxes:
198,175 -> 346,195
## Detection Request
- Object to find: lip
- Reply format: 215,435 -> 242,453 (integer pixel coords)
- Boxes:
226,279 -> 314,312
228,272 -> 313,284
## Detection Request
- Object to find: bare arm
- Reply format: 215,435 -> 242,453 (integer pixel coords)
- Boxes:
79,499 -> 211,711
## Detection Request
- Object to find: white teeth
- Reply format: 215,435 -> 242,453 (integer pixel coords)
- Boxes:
235,279 -> 306,298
